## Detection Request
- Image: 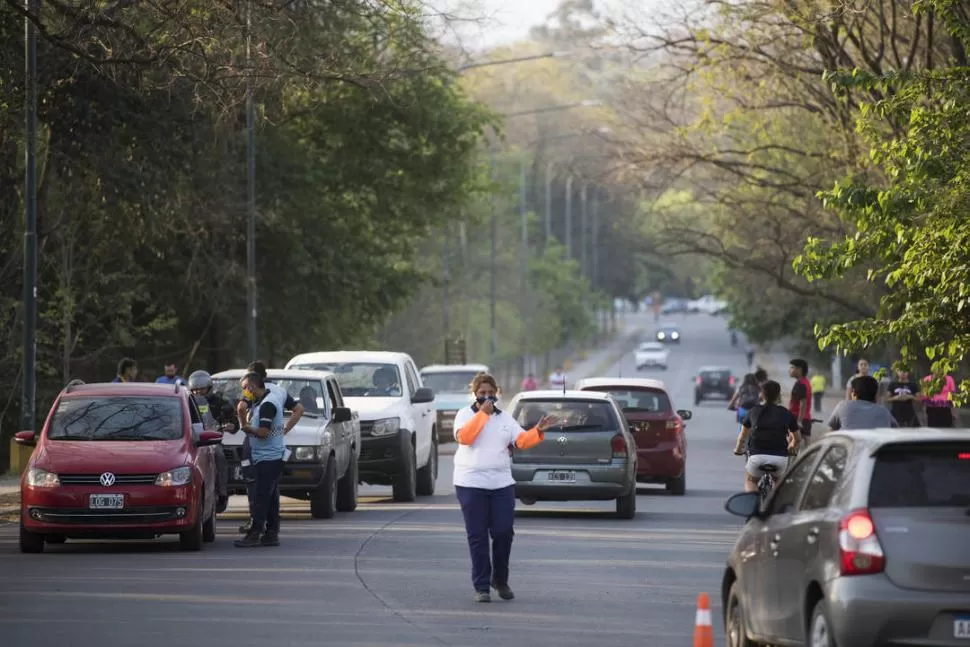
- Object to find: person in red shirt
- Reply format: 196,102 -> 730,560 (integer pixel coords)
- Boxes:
788,358 -> 814,443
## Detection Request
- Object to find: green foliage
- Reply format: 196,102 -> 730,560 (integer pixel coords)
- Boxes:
793,1 -> 970,401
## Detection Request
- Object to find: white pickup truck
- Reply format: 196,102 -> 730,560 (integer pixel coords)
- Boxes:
687,294 -> 727,315
285,351 -> 437,503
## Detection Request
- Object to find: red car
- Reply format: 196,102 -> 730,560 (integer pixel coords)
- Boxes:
575,377 -> 691,495
14,381 -> 223,553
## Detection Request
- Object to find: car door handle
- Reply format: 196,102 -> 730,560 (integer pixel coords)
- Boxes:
806,527 -> 820,544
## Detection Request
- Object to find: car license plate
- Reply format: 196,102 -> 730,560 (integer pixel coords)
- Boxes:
232,466 -> 244,481
547,471 -> 576,483
89,494 -> 124,510
955,617 -> 970,639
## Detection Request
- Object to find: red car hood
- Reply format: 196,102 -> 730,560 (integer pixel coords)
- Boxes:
34,439 -> 192,474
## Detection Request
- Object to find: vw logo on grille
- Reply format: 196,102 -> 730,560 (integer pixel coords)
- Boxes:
557,436 -> 567,446
99,472 -> 116,487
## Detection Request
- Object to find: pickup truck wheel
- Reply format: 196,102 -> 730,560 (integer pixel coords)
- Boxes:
180,496 -> 205,551
310,456 -> 338,519
336,450 -> 358,512
392,436 -> 417,503
416,434 -> 437,496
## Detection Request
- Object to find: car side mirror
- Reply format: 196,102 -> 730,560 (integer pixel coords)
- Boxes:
14,430 -> 36,447
333,406 -> 352,423
677,409 -> 693,420
411,387 -> 435,404
724,492 -> 761,519
196,430 -> 223,447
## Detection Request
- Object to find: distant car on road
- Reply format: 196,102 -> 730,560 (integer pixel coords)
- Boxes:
15,381 -> 222,553
285,351 -> 438,502
694,366 -> 736,404
634,342 -> 669,370
575,377 -> 692,495
419,363 -> 488,444
721,429 -> 970,647
506,390 -> 639,518
687,294 -> 727,315
211,368 -> 361,519
660,298 -> 689,314
656,322 -> 681,344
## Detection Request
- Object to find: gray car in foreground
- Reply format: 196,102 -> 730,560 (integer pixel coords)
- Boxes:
506,390 -> 638,519
721,428 -> 970,647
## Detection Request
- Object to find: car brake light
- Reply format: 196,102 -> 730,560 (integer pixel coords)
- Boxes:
611,434 -> 628,458
838,509 -> 885,576
729,376 -> 736,386
958,453 -> 970,460
695,376 -> 701,385
665,420 -> 681,431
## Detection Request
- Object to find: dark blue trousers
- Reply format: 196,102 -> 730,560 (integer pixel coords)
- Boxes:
455,485 -> 516,593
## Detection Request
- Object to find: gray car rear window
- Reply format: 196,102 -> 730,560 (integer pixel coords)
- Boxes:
513,400 -> 620,431
869,443 -> 970,508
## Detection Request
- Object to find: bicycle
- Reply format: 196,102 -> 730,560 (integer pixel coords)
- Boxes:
755,463 -> 779,504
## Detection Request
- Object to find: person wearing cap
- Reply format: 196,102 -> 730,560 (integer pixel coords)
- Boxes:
452,372 -> 559,603
189,370 -> 236,513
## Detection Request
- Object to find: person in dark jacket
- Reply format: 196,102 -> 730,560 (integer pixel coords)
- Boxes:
189,370 -> 236,513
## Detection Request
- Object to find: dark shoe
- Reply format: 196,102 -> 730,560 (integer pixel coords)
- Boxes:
473,591 -> 491,603
238,519 -> 253,534
260,531 -> 280,547
233,530 -> 263,548
491,580 -> 515,600
216,495 -> 229,514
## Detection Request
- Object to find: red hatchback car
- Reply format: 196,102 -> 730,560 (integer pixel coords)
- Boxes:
575,377 -> 691,495
14,381 -> 223,553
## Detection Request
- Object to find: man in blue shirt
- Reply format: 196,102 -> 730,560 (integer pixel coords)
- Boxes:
155,362 -> 186,386
234,371 -> 296,548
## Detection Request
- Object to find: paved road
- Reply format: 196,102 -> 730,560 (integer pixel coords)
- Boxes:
0,313 -> 752,647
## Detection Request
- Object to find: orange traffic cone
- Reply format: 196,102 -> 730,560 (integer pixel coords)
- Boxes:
693,592 -> 713,647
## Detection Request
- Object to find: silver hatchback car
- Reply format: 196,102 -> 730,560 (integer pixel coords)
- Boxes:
721,429 -> 970,647
506,390 -> 638,519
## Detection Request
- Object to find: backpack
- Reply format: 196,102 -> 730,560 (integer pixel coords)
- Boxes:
738,384 -> 761,409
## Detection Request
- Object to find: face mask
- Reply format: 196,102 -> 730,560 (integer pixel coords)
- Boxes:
475,395 -> 497,405
242,389 -> 255,402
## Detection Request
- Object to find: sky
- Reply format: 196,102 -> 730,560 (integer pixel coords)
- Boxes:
431,0 -> 628,50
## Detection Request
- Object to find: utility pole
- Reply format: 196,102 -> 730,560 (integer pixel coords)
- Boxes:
489,147 -> 497,366
519,156 -> 529,377
442,223 -> 450,344
245,0 -> 257,361
544,161 -> 554,246
21,0 -> 39,432
564,175 -> 574,259
580,181 -> 589,276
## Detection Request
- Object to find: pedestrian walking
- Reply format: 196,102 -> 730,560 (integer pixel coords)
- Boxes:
452,372 -> 559,602
548,366 -> 566,390
886,367 -> 921,427
921,372 -> 956,427
844,358 -> 870,400
788,359 -> 814,442
520,373 -> 537,392
810,372 -> 827,414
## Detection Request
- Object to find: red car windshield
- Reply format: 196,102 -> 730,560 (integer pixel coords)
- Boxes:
48,396 -> 184,441
586,388 -> 672,414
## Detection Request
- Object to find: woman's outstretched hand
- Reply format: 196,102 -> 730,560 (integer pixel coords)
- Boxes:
536,414 -> 560,432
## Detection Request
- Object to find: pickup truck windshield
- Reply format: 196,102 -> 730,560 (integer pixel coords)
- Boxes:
48,396 -> 183,441
211,378 -> 326,413
288,363 -> 403,398
421,371 -> 479,394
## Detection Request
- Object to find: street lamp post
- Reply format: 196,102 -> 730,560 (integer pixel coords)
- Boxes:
21,0 -> 39,432
580,181 -> 589,276
544,161 -> 555,246
564,175 -> 574,259
519,156 -> 529,377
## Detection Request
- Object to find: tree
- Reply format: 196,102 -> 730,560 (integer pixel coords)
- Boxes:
794,1 -> 970,398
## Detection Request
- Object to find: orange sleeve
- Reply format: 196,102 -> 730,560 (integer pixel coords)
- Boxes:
515,427 -> 545,450
455,410 -> 489,445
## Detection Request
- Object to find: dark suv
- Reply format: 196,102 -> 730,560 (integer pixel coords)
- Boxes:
694,367 -> 735,404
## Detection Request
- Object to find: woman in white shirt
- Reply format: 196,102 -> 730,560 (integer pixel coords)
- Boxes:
452,372 -> 558,603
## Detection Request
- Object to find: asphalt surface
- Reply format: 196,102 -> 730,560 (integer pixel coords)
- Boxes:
0,313 -> 753,647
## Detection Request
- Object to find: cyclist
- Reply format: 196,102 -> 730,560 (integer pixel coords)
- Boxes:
728,373 -> 761,428
733,380 -> 800,493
